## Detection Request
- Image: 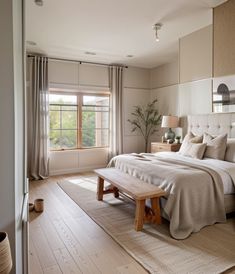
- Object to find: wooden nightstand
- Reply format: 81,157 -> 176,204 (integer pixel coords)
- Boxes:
151,142 -> 181,153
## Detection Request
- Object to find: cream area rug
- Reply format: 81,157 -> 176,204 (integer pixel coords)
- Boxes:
58,175 -> 235,274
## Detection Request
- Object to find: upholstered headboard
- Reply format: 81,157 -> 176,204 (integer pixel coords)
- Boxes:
187,113 -> 235,138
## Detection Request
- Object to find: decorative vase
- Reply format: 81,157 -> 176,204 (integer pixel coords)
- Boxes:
0,232 -> 12,274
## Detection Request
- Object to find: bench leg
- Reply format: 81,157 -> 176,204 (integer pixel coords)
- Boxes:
113,187 -> 119,198
135,199 -> 145,231
97,177 -> 104,201
151,197 -> 162,224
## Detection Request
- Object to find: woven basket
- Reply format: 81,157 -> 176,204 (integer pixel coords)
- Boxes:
0,232 -> 12,274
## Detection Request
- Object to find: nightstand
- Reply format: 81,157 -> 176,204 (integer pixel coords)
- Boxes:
151,142 -> 181,153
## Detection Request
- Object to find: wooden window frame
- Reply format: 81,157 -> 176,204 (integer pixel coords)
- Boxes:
49,91 -> 110,151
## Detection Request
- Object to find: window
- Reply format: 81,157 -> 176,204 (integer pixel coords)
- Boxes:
49,92 -> 110,150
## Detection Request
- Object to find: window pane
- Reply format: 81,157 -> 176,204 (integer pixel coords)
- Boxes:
61,130 -> 77,148
49,94 -> 77,105
82,129 -> 96,147
50,105 -> 60,111
50,110 -> 60,129
62,110 -> 77,129
82,111 -> 109,129
83,96 -> 109,106
82,111 -> 95,130
50,130 -> 61,149
82,129 -> 109,147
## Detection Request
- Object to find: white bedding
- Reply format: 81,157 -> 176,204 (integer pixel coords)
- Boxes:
156,152 -> 235,195
109,152 -> 232,239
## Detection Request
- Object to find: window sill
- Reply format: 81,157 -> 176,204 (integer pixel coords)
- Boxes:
50,147 -> 109,152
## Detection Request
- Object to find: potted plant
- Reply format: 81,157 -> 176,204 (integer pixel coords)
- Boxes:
175,136 -> 181,144
127,99 -> 161,153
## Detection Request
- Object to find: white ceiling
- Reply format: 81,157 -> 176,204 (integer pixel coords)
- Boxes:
25,0 -> 227,69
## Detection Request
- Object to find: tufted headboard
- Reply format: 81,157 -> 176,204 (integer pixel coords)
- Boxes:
187,113 -> 235,138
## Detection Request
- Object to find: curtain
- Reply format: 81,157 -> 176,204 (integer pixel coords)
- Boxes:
27,56 -> 49,180
109,66 -> 124,159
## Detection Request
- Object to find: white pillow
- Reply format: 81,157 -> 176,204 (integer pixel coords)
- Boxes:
224,138 -> 235,162
179,132 -> 203,155
179,142 -> 207,159
203,133 -> 227,160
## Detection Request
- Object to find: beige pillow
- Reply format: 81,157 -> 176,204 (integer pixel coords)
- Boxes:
224,138 -> 235,162
179,143 -> 207,159
183,132 -> 203,143
203,133 -> 227,160
179,132 -> 203,155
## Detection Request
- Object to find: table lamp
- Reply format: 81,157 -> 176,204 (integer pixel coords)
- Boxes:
161,115 -> 179,141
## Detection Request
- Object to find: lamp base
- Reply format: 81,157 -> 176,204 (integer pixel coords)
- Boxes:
164,128 -> 175,141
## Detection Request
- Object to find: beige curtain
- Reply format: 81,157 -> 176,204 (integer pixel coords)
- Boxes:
27,56 -> 49,180
109,66 -> 124,159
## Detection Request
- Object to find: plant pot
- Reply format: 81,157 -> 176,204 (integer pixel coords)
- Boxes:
28,202 -> 34,212
34,198 -> 44,213
0,232 -> 12,274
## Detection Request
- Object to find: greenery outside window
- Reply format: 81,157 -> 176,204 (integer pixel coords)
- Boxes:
49,92 -> 110,150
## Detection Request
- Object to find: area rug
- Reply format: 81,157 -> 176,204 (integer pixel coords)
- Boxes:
58,176 -> 235,274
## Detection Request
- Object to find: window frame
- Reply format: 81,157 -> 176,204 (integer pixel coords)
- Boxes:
49,90 -> 110,151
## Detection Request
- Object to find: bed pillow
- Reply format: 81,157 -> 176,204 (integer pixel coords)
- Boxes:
203,133 -> 227,160
179,143 -> 207,159
224,139 -> 235,162
183,131 -> 203,143
179,132 -> 203,155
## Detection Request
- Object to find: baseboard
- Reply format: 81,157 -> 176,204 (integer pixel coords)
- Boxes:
49,164 -> 107,176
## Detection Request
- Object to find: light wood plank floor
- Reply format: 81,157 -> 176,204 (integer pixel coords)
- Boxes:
29,173 -> 148,274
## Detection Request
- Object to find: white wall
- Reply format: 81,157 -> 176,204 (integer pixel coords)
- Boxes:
47,61 -> 151,175
0,0 -> 24,273
150,59 -> 179,89
123,67 -> 151,153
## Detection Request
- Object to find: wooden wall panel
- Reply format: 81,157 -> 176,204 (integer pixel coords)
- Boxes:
213,0 -> 235,77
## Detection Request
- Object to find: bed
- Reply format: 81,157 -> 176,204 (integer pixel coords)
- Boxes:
109,113 -> 235,239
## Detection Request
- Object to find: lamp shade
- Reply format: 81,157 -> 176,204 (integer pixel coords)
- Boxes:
161,115 -> 179,128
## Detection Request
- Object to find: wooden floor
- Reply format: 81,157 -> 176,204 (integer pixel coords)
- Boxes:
29,173 -> 148,274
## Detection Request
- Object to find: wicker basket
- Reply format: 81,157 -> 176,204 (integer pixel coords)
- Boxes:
0,232 -> 12,274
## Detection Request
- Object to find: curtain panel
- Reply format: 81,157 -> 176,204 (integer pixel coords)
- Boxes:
27,56 -> 49,179
109,66 -> 124,159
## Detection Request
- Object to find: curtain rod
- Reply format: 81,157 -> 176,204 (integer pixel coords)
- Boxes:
27,54 -> 128,68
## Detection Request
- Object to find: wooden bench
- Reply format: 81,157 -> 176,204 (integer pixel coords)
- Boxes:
94,168 -> 166,231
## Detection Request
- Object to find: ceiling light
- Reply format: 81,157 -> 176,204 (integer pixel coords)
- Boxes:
84,51 -> 96,55
26,41 -> 37,46
35,0 -> 43,6
152,23 -> 162,42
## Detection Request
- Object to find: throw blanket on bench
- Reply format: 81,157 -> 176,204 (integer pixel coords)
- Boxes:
108,152 -> 226,239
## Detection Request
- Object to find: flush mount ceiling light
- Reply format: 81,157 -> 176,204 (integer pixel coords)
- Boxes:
26,40 -> 37,46
152,23 -> 162,42
84,51 -> 96,55
35,0 -> 43,6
